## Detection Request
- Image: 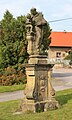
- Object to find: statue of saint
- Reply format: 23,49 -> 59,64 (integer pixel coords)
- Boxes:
26,8 -> 48,55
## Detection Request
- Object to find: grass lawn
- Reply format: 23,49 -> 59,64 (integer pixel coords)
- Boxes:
0,89 -> 72,120
0,84 -> 26,93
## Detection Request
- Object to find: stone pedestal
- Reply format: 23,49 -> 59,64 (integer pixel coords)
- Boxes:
20,55 -> 59,112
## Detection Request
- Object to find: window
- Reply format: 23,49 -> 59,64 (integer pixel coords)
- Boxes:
68,50 -> 71,54
56,52 -> 61,58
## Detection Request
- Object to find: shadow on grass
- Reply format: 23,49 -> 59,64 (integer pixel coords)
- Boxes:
56,93 -> 72,105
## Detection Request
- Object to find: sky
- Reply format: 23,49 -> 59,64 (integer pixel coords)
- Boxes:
0,0 -> 72,31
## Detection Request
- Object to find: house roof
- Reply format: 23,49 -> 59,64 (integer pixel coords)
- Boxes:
50,31 -> 72,47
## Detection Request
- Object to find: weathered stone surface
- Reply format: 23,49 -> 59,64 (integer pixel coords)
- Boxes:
44,99 -> 59,111
20,8 -> 59,113
21,99 -> 36,113
20,57 -> 59,112
21,98 -> 59,113
26,8 -> 48,55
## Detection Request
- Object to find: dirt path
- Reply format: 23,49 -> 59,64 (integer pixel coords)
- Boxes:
0,90 -> 24,102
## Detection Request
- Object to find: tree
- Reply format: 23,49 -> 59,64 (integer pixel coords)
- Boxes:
69,49 -> 72,65
42,23 -> 51,52
0,10 -> 28,70
64,48 -> 72,65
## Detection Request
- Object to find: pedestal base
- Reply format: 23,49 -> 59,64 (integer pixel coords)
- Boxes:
20,55 -> 59,113
44,99 -> 59,111
20,99 -> 36,113
20,98 -> 59,113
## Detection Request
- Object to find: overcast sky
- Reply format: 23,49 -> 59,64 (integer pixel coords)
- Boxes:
0,0 -> 72,31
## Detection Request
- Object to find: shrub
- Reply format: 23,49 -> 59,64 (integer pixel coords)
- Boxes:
69,60 -> 72,65
0,66 -> 26,86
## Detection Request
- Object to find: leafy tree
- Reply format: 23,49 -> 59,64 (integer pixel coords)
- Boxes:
69,49 -> 72,65
64,48 -> 72,65
0,10 -> 28,70
42,23 -> 51,52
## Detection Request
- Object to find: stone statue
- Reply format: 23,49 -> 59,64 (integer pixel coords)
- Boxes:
20,8 -> 59,113
26,8 -> 48,55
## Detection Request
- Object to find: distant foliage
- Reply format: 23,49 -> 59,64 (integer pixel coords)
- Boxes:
69,49 -> 72,65
64,49 -> 72,65
0,10 -> 28,85
42,23 -> 51,51
0,66 -> 27,86
0,10 -> 28,69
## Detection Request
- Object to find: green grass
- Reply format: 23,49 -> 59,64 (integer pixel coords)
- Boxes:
0,89 -> 72,120
0,84 -> 26,93
0,46 -> 2,64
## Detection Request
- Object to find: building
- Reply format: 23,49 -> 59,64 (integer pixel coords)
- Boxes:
49,31 -> 72,60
